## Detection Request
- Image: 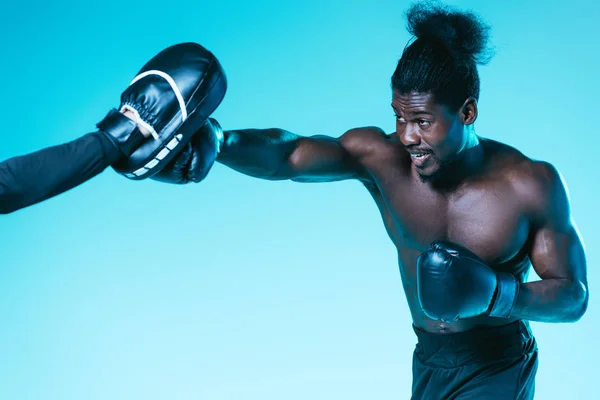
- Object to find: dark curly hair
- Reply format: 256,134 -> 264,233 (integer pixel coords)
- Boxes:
391,1 -> 495,111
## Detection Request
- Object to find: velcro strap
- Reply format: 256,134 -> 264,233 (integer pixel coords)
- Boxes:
488,272 -> 519,318
97,109 -> 147,158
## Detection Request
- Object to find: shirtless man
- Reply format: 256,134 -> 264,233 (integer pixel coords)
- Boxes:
1,4 -> 587,399
198,4 -> 587,399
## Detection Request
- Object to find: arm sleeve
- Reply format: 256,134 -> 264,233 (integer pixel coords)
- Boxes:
0,132 -> 122,214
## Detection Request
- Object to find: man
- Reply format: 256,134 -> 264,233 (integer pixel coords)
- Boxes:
165,3 -> 587,399
3,4 -> 587,399
0,42 -> 226,214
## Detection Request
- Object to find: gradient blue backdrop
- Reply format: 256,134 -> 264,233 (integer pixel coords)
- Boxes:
1,0 -> 598,399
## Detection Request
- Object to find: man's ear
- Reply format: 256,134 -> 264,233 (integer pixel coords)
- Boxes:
461,97 -> 478,125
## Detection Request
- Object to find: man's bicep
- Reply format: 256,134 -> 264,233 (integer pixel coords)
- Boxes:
529,222 -> 587,284
288,128 -> 376,182
528,162 -> 587,284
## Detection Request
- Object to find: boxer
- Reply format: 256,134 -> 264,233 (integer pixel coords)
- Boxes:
159,3 -> 588,398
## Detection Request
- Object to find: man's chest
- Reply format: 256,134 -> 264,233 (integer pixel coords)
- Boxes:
372,175 -> 531,266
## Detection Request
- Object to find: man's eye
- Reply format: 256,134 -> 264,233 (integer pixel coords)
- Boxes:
418,119 -> 430,126
395,114 -> 406,122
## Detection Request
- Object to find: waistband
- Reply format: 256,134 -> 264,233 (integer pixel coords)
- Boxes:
413,321 -> 536,367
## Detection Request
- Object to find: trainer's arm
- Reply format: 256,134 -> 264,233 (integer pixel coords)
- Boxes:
511,163 -> 588,323
0,132 -> 121,214
217,128 -> 368,182
0,110 -> 149,214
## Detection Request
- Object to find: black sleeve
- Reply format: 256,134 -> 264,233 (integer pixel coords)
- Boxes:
0,132 -> 123,214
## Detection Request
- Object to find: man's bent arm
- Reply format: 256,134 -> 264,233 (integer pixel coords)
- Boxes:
0,132 -> 121,214
512,224 -> 587,323
511,163 -> 588,323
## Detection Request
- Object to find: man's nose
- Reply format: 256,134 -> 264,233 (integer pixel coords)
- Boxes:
399,124 -> 420,146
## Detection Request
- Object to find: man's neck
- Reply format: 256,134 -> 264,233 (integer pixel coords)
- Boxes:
430,134 -> 486,190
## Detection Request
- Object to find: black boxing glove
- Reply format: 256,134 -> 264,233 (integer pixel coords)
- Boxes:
97,42 -> 226,180
151,118 -> 223,184
416,240 -> 519,322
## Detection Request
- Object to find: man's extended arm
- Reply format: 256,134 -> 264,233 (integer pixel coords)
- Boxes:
216,127 -> 371,182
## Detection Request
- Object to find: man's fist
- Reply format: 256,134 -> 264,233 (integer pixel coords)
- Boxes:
151,118 -> 223,184
417,240 -> 519,322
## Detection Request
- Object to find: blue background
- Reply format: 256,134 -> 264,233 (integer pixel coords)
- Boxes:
1,0 -> 598,398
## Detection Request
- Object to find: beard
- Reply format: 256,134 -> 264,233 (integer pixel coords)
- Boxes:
416,154 -> 450,182
417,152 -> 466,187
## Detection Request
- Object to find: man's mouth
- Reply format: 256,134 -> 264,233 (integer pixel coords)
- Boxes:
410,152 -> 428,159
408,151 -> 432,167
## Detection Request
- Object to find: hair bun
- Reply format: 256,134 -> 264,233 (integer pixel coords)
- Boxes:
406,1 -> 494,65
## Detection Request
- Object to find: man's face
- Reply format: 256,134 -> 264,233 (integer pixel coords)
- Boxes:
392,91 -> 470,179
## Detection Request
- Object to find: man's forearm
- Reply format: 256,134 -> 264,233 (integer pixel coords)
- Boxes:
217,128 -> 300,180
0,132 -> 121,214
511,278 -> 588,323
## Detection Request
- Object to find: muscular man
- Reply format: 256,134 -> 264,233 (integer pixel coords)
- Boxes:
0,43 -> 226,214
165,3 -> 587,399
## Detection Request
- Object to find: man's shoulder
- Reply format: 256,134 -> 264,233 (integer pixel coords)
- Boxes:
485,139 -> 565,214
339,126 -> 398,156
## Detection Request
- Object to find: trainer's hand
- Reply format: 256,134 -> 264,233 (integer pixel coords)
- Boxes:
417,241 -> 519,322
151,118 -> 223,184
122,110 -> 152,138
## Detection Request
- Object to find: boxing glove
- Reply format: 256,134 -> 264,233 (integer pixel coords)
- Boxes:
97,42 -> 227,180
151,118 -> 223,184
416,240 -> 519,322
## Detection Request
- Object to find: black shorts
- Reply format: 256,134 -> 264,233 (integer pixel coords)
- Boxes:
411,321 -> 538,400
